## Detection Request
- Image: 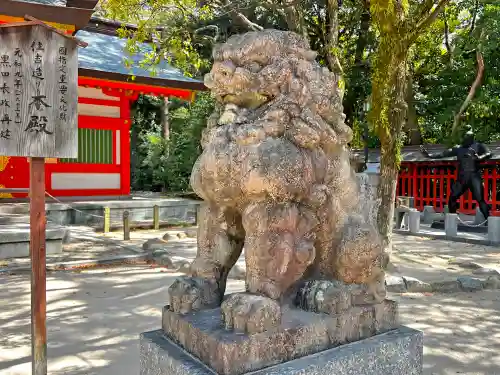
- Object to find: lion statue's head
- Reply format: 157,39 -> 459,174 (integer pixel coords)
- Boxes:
203,30 -> 353,151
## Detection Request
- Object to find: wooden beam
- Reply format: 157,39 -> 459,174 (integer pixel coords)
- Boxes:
29,157 -> 47,375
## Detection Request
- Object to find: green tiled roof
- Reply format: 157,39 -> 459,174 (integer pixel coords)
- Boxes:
14,0 -> 66,6
76,29 -> 203,87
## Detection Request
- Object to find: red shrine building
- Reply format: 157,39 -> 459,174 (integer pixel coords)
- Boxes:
0,0 -> 205,199
357,143 -> 500,215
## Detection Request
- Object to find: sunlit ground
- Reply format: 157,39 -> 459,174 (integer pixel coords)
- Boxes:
1,267 -> 500,375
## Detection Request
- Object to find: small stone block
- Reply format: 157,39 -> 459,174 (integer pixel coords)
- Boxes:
402,276 -> 432,293
431,280 -> 461,293
457,276 -> 483,292
140,326 -> 423,375
488,216 -> 500,243
483,276 -> 500,290
422,206 -> 435,224
161,298 -> 399,375
385,275 -> 406,293
408,210 -> 421,234
445,213 -> 458,237
473,267 -> 500,276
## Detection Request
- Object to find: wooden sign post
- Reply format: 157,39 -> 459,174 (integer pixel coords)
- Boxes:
0,17 -> 86,375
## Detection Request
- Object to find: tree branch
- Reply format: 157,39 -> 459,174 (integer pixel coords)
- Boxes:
443,9 -> 452,65
451,49 -> 485,134
325,0 -> 343,74
408,0 -> 450,45
469,0 -> 479,35
233,11 -> 263,31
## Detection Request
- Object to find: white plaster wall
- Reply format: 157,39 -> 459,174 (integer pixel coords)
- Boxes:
52,173 -> 121,190
78,86 -> 120,101
77,86 -> 121,118
77,103 -> 121,118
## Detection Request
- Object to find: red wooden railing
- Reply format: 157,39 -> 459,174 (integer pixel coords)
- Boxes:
397,161 -> 500,214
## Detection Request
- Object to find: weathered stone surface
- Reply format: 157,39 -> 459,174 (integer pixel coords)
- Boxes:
162,233 -> 179,242
168,276 -> 221,314
296,279 -> 386,315
143,238 -> 168,251
177,232 -> 188,239
385,276 -> 406,293
431,280 -> 461,293
457,276 -> 484,292
472,267 -> 500,276
142,326 -> 422,375
162,298 -> 399,375
155,254 -> 174,268
448,260 -> 482,269
151,249 -> 169,257
170,28 -> 386,313
221,293 -> 281,334
159,29 -> 395,375
483,276 -> 500,289
402,276 -> 432,293
0,223 -> 65,259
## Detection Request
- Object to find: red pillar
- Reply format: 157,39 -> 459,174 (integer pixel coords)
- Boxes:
120,96 -> 131,196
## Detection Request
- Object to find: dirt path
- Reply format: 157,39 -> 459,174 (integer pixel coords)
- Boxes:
1,267 -> 500,375
390,234 -> 500,282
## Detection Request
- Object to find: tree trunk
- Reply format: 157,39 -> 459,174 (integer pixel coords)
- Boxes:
325,0 -> 342,75
342,0 -> 370,127
161,97 -> 170,140
377,57 -> 408,254
405,69 -> 421,145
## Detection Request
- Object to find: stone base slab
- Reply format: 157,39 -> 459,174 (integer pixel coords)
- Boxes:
162,298 -> 399,375
0,223 -> 65,259
140,325 -> 423,375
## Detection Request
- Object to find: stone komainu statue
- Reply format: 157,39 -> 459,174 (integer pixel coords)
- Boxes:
168,30 -> 386,334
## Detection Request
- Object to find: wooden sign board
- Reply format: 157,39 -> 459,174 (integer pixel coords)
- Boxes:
0,24 -> 78,158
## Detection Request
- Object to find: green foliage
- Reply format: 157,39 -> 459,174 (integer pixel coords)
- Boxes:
416,3 -> 500,145
131,93 -> 214,192
102,0 -> 500,197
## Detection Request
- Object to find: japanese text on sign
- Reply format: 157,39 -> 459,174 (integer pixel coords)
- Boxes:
0,24 -> 78,158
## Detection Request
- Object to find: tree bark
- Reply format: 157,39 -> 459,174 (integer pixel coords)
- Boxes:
405,68 -> 421,145
375,55 -> 408,254
161,97 -> 170,140
325,0 -> 343,75
342,0 -> 370,127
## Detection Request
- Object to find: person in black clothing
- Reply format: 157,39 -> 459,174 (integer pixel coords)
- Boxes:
420,127 -> 492,219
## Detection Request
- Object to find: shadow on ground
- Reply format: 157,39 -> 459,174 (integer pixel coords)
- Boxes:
0,266 -> 244,375
1,265 -> 500,375
397,291 -> 500,375
390,234 -> 500,282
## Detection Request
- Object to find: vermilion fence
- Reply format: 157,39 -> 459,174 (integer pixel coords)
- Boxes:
397,161 -> 500,214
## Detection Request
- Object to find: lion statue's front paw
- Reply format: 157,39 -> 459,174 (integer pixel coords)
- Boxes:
168,276 -> 220,314
221,293 -> 281,334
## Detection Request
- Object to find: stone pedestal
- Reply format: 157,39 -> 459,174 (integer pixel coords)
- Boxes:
140,297 -> 423,375
445,213 -> 458,237
140,326 -> 423,375
488,216 -> 500,243
408,209 -> 421,234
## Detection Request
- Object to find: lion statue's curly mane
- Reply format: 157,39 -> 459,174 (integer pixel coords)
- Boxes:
168,29 -> 386,334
